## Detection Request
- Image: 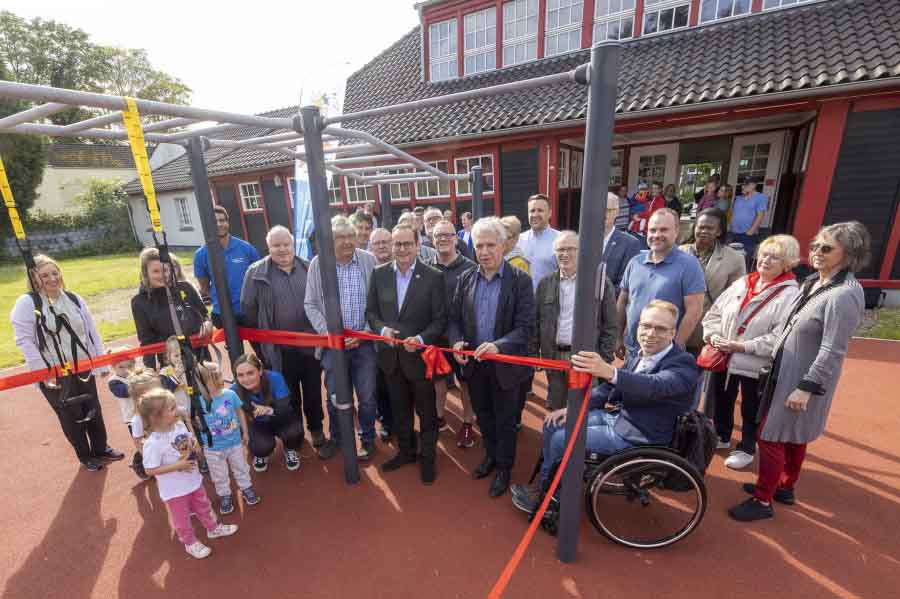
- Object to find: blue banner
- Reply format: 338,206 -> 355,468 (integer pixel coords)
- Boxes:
292,152 -> 314,260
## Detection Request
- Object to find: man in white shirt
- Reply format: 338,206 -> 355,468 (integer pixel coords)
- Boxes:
516,194 -> 559,291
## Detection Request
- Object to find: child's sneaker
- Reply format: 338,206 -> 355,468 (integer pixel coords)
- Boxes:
219,494 -> 234,515
185,541 -> 212,559
285,449 -> 301,471
253,456 -> 268,472
241,486 -> 260,506
207,523 -> 239,539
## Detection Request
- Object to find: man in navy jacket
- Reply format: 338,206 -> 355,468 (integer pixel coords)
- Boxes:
512,299 -> 697,512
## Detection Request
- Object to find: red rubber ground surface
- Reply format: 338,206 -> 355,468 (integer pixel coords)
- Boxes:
1,338 -> 899,599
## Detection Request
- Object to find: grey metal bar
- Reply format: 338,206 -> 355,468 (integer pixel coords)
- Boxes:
471,166 -> 484,220
361,171 -> 462,182
143,117 -> 197,132
208,131 -> 303,149
296,106 -> 360,485
9,121 -> 174,143
557,42 -> 622,564
325,153 -> 399,165
324,69 -> 579,125
379,183 -> 393,229
186,137 -> 242,365
328,126 -> 458,181
158,123 -> 237,142
59,111 -> 123,133
339,163 -> 415,173
0,102 -> 69,131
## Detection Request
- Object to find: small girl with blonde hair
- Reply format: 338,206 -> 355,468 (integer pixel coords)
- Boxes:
140,388 -> 238,559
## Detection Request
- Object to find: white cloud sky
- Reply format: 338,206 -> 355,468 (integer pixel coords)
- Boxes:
3,0 -> 420,115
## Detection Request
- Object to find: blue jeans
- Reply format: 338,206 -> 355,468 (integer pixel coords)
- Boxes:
540,410 -> 633,483
321,342 -> 377,443
729,232 -> 759,271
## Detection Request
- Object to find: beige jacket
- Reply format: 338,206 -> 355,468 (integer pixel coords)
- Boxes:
680,242 -> 746,349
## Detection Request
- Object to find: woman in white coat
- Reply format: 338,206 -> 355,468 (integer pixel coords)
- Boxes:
702,235 -> 801,470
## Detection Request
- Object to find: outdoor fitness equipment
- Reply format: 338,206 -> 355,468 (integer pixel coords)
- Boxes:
0,41 -> 622,562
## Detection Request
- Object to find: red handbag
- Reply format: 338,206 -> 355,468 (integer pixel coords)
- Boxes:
697,285 -> 787,372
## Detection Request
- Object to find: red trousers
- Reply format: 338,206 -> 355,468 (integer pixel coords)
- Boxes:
754,438 -> 807,502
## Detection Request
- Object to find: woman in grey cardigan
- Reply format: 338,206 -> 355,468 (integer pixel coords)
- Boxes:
729,222 -> 869,522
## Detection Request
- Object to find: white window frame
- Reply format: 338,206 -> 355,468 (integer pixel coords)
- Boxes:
174,196 -> 192,227
642,0 -> 691,36
592,0 -> 635,43
415,160 -> 451,199
238,182 -> 263,212
287,176 -> 296,207
327,173 -> 343,205
558,148 -> 571,189
464,7 -> 497,76
502,0 -> 538,67
454,155 -> 495,196
345,173 -> 374,205
699,0 -> 751,23
763,0 -> 814,10
571,150 -> 584,188
384,167 -> 412,200
608,148 -> 623,187
544,0 -> 584,58
429,18 -> 459,82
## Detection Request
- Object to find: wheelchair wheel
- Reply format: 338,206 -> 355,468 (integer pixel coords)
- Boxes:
585,447 -> 706,549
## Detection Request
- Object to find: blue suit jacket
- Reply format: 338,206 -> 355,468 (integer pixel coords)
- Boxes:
588,346 -> 697,446
600,228 -> 642,290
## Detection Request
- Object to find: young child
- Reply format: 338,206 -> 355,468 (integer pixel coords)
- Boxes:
125,370 -> 167,479
161,336 -> 209,474
196,361 -> 259,515
140,388 -> 238,559
107,349 -> 149,479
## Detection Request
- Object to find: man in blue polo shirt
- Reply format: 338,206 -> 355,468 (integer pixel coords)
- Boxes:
730,181 -> 769,270
616,208 -> 706,359
195,205 -> 260,328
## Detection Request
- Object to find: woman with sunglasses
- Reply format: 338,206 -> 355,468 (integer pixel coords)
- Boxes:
729,222 -> 869,522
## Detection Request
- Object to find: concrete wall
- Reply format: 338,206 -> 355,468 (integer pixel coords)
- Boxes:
128,189 -> 205,249
2,226 -> 110,256
34,167 -> 138,215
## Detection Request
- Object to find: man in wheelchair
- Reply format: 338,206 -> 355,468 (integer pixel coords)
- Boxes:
512,300 -> 698,514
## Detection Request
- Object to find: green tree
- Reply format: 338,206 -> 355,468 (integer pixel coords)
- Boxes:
0,64 -> 47,221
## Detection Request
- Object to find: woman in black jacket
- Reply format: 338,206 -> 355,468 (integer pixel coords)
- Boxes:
131,247 -> 212,369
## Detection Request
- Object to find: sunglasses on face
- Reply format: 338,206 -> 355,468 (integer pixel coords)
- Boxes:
809,242 -> 835,255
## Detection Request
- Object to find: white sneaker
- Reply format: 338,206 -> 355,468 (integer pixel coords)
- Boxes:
207,523 -> 239,539
724,450 -> 754,470
716,440 -> 731,450
185,541 -> 212,559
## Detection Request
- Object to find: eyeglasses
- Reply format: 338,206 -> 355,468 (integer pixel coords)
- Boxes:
392,241 -> 416,250
809,242 -> 835,255
638,322 -> 673,335
554,247 -> 578,254
434,233 -> 456,240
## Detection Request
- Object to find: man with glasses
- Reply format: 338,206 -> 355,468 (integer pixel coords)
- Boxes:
600,193 -> 642,292
512,300 -> 698,513
366,224 -> 447,484
369,227 -> 395,440
532,231 -> 617,411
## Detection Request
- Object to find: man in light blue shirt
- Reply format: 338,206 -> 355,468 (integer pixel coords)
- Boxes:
516,194 -> 559,291
730,181 -> 769,269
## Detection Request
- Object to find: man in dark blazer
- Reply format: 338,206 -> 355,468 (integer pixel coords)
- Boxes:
366,224 -> 447,484
512,299 -> 697,513
600,192 -> 642,292
448,217 -> 535,498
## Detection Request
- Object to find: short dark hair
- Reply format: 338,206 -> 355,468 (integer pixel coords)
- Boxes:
528,194 -> 551,209
413,206 -> 425,215
462,211 -> 473,220
695,208 -> 728,242
392,223 -> 420,243
213,205 -> 229,220
349,210 -> 374,228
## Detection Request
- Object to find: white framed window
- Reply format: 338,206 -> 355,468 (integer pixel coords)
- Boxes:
327,173 -> 342,205
502,0 -> 538,67
700,0 -> 750,22
238,182 -> 262,212
571,150 -> 584,188
384,168 -> 412,200
455,155 -> 495,196
545,0 -> 583,57
593,0 -> 634,42
638,154 -> 667,183
642,0 -> 690,35
609,149 -> 623,186
763,0 -> 813,9
558,148 -> 571,189
736,143 -> 771,185
415,160 -> 451,199
287,177 -> 296,207
174,197 -> 192,227
429,18 -> 458,82
345,173 -> 374,204
464,7 -> 496,75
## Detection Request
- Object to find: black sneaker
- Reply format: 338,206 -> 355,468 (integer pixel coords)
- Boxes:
99,447 -> 125,461
318,439 -> 339,461
742,483 -> 795,505
728,497 -> 774,522
253,456 -> 269,472
82,458 -> 104,472
311,431 -> 327,448
381,453 -> 417,472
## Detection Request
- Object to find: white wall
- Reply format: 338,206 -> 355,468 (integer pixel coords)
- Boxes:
35,167 -> 137,214
128,189 -> 205,248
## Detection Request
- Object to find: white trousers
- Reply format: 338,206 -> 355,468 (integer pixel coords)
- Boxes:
205,444 -> 252,497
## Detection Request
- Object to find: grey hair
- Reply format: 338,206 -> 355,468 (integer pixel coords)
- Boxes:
472,216 -> 507,244
554,230 -> 579,248
423,206 -> 443,218
331,214 -> 357,236
817,221 -> 871,273
266,225 -> 293,245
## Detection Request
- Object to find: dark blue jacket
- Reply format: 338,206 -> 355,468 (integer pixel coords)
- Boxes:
589,345 -> 697,445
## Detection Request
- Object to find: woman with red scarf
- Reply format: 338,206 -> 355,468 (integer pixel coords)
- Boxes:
701,235 -> 800,470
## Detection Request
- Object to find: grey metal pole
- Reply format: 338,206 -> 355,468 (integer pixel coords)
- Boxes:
296,105 -> 360,485
186,137 -> 243,365
471,166 -> 485,220
556,42 -> 622,564
379,183 -> 393,229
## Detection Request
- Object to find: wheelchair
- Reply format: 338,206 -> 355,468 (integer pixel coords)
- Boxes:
522,444 -> 707,549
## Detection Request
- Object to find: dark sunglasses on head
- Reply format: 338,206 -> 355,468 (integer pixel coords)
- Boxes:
809,242 -> 835,254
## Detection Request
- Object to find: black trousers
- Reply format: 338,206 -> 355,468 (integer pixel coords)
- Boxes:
247,416 -> 303,457
39,376 -> 108,463
280,347 -> 324,434
710,372 -> 760,454
386,367 -> 436,462
376,368 -> 393,430
468,362 -> 519,470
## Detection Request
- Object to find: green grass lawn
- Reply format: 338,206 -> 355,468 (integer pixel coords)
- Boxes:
0,252 -> 193,369
858,307 -> 900,341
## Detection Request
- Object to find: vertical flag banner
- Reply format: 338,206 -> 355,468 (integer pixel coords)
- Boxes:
293,147 -> 314,260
